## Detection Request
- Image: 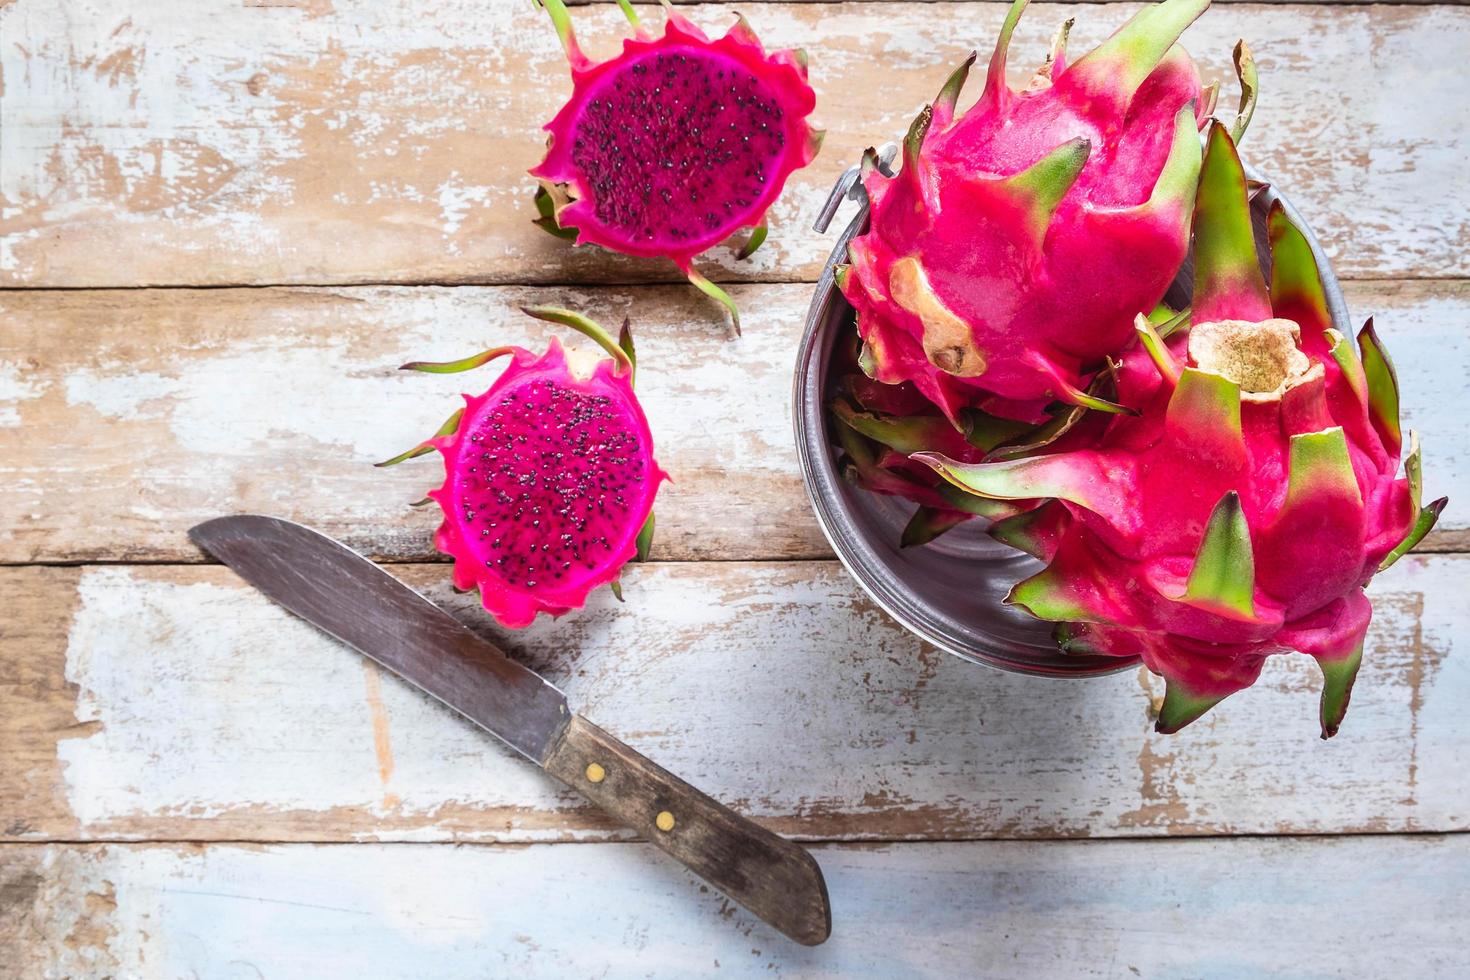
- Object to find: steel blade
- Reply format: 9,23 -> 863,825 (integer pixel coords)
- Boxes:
188,515 -> 570,764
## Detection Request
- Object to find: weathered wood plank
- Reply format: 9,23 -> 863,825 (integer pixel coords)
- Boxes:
1,280 -> 1462,565
3,556 -> 1464,843
5,836 -> 1469,977
2,2 -> 1467,286
0,282 -> 829,564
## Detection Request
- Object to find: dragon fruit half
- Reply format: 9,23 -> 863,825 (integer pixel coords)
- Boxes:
840,0 -> 1256,423
916,124 -> 1445,737
531,0 -> 821,332
380,307 -> 668,628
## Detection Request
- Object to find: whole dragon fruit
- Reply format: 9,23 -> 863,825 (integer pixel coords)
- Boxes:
531,0 -> 822,333
840,0 -> 1254,423
379,307 -> 668,628
828,308 -> 1182,547
916,124 -> 1445,737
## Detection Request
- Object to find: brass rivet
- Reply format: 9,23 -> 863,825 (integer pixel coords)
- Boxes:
655,811 -> 676,832
585,763 -> 606,784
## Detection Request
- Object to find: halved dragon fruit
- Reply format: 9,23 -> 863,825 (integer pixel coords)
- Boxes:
531,0 -> 822,332
916,124 -> 1446,737
840,0 -> 1256,423
380,307 -> 668,628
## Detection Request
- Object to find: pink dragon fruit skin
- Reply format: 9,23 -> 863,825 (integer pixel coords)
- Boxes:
841,0 -> 1225,423
916,124 -> 1445,737
531,0 -> 821,331
380,308 -> 668,629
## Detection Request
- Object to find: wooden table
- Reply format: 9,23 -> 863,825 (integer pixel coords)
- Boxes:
2,1 -> 1467,975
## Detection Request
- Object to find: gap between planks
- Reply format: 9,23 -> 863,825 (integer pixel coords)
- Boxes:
1,534 -> 1465,568
4,828 -> 1470,849
2,275 -> 1470,294
569,1 -> 1470,6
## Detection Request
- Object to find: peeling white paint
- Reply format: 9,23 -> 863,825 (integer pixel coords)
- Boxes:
22,838 -> 1470,978
57,567 -> 556,829
58,340 -> 439,460
434,175 -> 491,246
0,360 -> 49,426
47,557 -> 1470,840
63,369 -> 182,420
5,278 -> 1466,568
2,3 -> 1467,284
57,568 -> 368,825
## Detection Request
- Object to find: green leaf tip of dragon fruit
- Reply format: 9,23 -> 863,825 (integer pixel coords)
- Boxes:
927,124 -> 1445,736
634,513 -> 656,563
686,271 -> 743,337
520,305 -> 635,379
1357,317 -> 1402,456
901,507 -> 971,549
1155,680 -> 1229,736
532,185 -> 580,241
1180,491 -> 1256,621
827,366 -> 1042,543
529,0 -> 820,332
381,306 -> 669,629
735,221 -> 769,261
1135,313 -> 1181,385
1316,638 -> 1364,739
399,347 -> 515,375
375,407 -> 465,468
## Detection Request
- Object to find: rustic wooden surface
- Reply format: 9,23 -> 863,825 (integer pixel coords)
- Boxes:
1,280 -> 1464,564
2,556 -> 1466,846
2,0 -> 1467,976
5,837 -> 1469,977
4,3 -> 1470,287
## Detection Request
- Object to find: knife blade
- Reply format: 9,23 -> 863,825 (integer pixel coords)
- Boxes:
188,514 -> 570,763
188,515 -> 831,946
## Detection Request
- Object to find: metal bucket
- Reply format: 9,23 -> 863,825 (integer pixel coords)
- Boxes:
792,154 -> 1351,677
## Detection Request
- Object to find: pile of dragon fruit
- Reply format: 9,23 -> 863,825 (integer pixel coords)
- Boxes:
382,0 -> 1444,738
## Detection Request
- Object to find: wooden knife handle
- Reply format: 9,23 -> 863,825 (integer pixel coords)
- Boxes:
543,714 -> 832,946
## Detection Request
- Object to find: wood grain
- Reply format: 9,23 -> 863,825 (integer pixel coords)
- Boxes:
3,556 -> 1464,844
1,279 -> 1463,565
3,2 -> 1468,287
5,836 -> 1469,977
0,282 -> 828,563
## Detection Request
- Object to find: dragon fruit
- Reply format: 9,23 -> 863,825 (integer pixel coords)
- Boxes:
840,0 -> 1258,423
379,307 -> 668,628
916,124 -> 1445,737
828,308 -> 1163,546
830,361 -> 1038,547
531,0 -> 822,333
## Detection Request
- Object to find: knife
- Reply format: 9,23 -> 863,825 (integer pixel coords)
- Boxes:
188,515 -> 831,946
